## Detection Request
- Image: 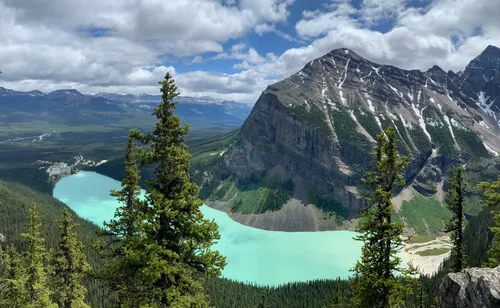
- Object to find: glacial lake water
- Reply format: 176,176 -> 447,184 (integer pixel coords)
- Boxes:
53,171 -> 362,286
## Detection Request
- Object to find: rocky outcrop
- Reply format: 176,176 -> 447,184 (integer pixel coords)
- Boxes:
439,266 -> 500,308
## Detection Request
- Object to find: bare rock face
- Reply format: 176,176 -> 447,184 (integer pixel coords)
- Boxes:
439,266 -> 500,308
197,46 -> 500,231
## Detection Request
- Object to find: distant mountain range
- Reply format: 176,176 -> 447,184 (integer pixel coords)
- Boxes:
90,92 -> 253,125
0,87 -> 252,130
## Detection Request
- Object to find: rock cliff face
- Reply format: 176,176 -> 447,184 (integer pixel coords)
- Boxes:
439,266 -> 500,308
198,46 -> 500,231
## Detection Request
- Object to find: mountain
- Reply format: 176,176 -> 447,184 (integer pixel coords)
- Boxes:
92,93 -> 253,126
0,88 -> 251,139
194,46 -> 500,232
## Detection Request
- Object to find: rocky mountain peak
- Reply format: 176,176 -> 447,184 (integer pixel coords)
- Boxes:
463,45 -> 500,77
197,46 -> 500,231
47,89 -> 84,97
461,45 -> 500,131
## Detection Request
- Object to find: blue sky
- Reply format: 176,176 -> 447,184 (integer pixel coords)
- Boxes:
0,0 -> 499,103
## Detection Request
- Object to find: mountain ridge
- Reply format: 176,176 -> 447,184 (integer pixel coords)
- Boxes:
194,45 -> 500,232
0,87 -> 252,130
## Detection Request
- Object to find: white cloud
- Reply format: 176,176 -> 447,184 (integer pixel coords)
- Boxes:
361,0 -> 407,26
0,0 -> 294,103
241,0 -> 500,83
1,0 -> 499,106
213,47 -> 266,64
191,55 -> 204,64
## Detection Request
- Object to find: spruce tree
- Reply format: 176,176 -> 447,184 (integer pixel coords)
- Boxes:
128,72 -> 227,306
256,290 -> 269,308
97,133 -> 145,306
333,278 -> 343,307
444,167 -> 466,272
351,126 -> 416,308
108,134 -> 142,238
0,244 -> 29,307
478,176 -> 500,267
53,208 -> 91,308
22,203 -> 57,308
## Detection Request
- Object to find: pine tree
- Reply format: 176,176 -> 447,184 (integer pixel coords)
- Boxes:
52,208 -> 91,308
478,176 -> 500,267
96,133 -> 145,307
444,167 -> 466,272
351,126 -> 416,308
128,72 -> 227,306
108,134 -> 142,238
22,203 -> 57,308
0,244 -> 29,307
256,290 -> 269,308
333,278 -> 343,307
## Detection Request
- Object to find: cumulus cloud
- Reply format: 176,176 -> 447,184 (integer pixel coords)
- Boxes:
239,0 -> 500,84
0,0 -> 294,103
1,0 -> 499,105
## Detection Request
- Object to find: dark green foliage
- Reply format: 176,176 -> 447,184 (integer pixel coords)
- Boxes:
352,127 -> 416,307
94,133 -> 148,307
291,105 -> 331,136
308,188 -> 348,219
22,204 -> 57,307
393,119 -> 414,153
330,108 -> 365,143
453,127 -> 489,158
205,278 -> 348,308
444,168 -> 466,272
477,176 -> 500,267
123,72 -> 227,306
231,178 -> 295,214
256,290 -> 269,308
331,108 -> 371,167
0,177 -> 108,307
354,109 -> 382,139
0,165 -> 53,194
408,126 -> 431,152
426,124 -> 457,157
0,244 -> 29,307
53,208 -> 91,308
392,192 -> 452,235
378,120 -> 411,156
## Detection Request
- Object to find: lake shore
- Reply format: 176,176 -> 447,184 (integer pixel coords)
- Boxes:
402,235 -> 451,276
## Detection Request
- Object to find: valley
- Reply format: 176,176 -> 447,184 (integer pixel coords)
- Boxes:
3,1 -> 500,306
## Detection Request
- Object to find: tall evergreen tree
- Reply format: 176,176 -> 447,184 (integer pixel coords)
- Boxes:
478,176 -> 500,267
351,126 -> 416,308
53,208 -> 91,308
444,167 -> 466,272
333,278 -> 343,308
108,135 -> 142,238
126,72 -> 226,306
256,290 -> 269,308
22,203 -> 57,308
0,244 -> 29,307
96,134 -> 145,307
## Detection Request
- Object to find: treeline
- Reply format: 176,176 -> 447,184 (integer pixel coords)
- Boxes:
0,205 -> 91,307
206,278 -> 348,308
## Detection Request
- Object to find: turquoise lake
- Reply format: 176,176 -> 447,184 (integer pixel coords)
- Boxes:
53,171 -> 362,286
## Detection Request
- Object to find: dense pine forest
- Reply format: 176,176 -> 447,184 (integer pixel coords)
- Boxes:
1,73 -> 500,307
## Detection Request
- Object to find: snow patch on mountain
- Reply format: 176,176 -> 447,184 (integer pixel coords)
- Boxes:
483,142 -> 499,156
411,104 -> 432,141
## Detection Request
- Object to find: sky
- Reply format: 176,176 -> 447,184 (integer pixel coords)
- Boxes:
0,0 -> 499,104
